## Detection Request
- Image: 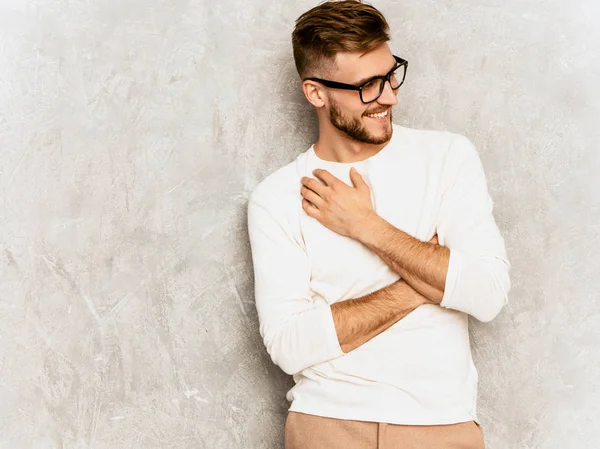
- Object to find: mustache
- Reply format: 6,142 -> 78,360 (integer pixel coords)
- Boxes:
363,108 -> 391,115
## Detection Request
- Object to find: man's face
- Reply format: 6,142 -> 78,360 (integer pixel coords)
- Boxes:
325,44 -> 399,145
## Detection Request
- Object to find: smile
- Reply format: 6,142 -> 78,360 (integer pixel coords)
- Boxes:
365,110 -> 389,119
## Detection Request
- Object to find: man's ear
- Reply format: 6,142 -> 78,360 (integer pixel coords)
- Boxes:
302,80 -> 326,108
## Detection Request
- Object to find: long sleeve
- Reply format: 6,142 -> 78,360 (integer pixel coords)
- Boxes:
247,191 -> 344,375
437,135 -> 512,322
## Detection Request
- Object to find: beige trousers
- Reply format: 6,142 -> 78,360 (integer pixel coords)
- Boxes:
285,412 -> 485,449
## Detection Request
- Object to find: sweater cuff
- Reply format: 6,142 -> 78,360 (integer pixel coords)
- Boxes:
316,304 -> 345,359
440,248 -> 462,310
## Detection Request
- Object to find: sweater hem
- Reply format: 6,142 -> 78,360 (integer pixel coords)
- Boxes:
288,401 -> 477,426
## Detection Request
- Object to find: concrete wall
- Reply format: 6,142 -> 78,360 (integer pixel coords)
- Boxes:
0,1 -> 598,448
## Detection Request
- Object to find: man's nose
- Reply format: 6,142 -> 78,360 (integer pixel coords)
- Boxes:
377,81 -> 399,105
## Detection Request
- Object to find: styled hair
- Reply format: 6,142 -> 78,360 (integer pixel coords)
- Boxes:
291,0 -> 390,78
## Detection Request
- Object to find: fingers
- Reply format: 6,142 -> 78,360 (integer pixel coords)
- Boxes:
301,176 -> 327,198
312,169 -> 341,188
300,185 -> 325,209
301,198 -> 320,218
349,167 -> 368,190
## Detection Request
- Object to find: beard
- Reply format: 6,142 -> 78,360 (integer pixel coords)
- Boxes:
328,97 -> 393,145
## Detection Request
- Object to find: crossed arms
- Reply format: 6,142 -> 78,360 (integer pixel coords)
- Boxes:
247,136 -> 511,375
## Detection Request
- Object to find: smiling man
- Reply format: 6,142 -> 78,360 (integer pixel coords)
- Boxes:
247,1 -> 511,448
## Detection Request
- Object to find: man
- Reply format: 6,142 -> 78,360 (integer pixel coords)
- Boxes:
247,1 -> 511,448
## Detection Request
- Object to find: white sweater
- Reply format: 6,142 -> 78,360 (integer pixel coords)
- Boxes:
247,124 -> 511,425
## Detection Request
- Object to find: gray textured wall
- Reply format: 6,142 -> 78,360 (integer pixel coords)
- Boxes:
0,1 -> 598,448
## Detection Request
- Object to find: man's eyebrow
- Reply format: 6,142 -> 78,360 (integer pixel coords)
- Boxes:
353,61 -> 399,85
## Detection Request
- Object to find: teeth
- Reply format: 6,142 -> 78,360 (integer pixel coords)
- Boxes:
366,110 -> 388,118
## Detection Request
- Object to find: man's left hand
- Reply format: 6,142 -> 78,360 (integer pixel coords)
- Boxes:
300,168 -> 376,239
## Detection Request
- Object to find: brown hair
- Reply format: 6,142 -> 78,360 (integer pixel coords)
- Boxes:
291,0 -> 390,78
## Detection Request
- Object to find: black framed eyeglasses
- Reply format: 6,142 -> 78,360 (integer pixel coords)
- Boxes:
303,55 -> 408,104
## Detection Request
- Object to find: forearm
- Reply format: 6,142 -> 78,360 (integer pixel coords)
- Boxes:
373,249 -> 446,304
355,215 -> 450,303
331,279 -> 431,353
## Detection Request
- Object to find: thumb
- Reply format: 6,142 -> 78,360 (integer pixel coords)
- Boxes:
349,167 -> 369,190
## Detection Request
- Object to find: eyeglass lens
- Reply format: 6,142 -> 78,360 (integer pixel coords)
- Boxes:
361,65 -> 406,103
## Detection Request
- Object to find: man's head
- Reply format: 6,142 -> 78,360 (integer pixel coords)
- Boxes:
292,0 -> 401,145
